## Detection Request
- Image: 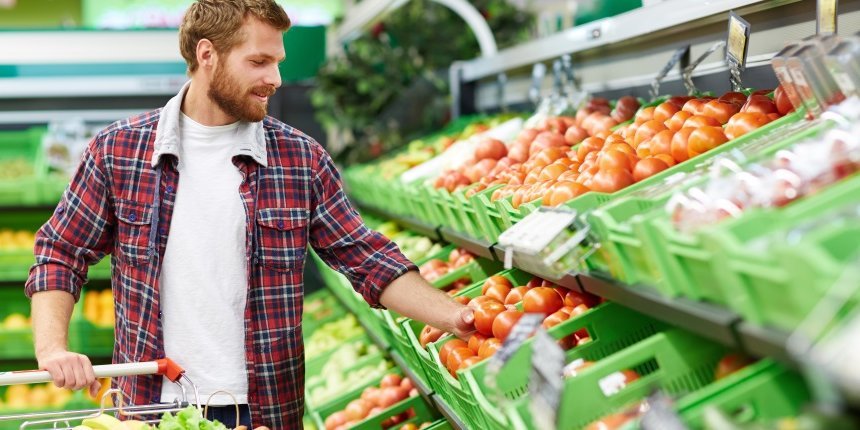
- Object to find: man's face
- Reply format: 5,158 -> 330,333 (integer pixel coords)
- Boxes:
208,17 -> 285,122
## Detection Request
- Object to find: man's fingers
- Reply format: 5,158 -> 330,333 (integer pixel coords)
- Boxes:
460,307 -> 475,325
88,379 -> 102,398
44,362 -> 66,388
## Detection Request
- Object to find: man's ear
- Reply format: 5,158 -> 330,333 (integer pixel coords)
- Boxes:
196,38 -> 216,69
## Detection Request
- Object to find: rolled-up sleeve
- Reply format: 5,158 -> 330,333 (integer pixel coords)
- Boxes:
25,136 -> 115,301
308,147 -> 416,308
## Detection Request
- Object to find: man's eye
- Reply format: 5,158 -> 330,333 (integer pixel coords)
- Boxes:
251,60 -> 264,65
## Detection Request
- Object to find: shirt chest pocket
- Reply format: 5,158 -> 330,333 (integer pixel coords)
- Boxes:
255,207 -> 309,272
115,200 -> 154,266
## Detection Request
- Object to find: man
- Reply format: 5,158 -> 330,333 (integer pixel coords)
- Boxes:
26,1 -> 475,427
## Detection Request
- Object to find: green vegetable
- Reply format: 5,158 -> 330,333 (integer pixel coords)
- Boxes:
152,406 -> 228,430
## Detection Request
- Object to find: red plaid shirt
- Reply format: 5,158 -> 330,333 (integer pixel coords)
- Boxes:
26,97 -> 415,428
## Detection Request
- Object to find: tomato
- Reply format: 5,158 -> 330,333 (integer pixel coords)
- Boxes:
458,356 -> 482,372
590,168 -> 635,193
715,353 -> 754,380
632,157 -> 670,182
484,282 -> 512,304
562,290 -> 595,308
664,110 -> 692,132
725,112 -> 770,140
345,399 -> 372,422
611,96 -> 641,123
530,132 -> 567,155
523,286 -> 564,314
702,99 -> 740,124
564,125 -> 588,145
683,114 -> 721,128
718,91 -> 747,106
605,143 -> 636,156
325,411 -> 347,430
419,325 -> 445,347
467,333 -> 488,354
475,138 -> 508,160
538,163 -> 568,182
635,140 -> 652,159
681,98 -> 708,115
542,310 -> 570,329
670,127 -> 696,163
544,181 -> 590,206
438,339 -> 469,366
576,137 -> 606,160
652,102 -> 680,123
481,276 -> 510,294
598,149 -> 636,172
492,310 -> 525,341
623,123 -> 639,141
380,373 -> 402,388
665,95 -> 693,109
446,347 -> 475,374
633,120 -> 667,148
651,153 -> 675,167
741,94 -> 778,115
478,337 -> 502,358
590,116 -> 619,135
634,106 -> 655,125
557,170 -> 580,182
648,129 -> 674,156
687,126 -> 728,158
575,107 -> 594,126
534,146 -> 568,166
474,299 -> 507,336
774,84 -> 794,115
507,141 -> 530,163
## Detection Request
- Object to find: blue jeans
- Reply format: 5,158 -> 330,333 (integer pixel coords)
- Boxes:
203,404 -> 252,427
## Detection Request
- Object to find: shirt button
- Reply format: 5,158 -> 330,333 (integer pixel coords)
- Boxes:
159,228 -> 166,235
277,221 -> 284,229
56,206 -> 65,214
128,213 -> 137,222
166,186 -> 174,193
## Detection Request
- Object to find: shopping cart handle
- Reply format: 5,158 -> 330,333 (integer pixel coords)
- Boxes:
0,358 -> 186,386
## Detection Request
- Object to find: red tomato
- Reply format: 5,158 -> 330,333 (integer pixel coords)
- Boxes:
538,163 -> 568,182
380,373 -> 402,388
590,168 -> 635,193
484,283 -> 512,304
741,94 -> 778,115
542,310 -> 571,329
670,127 -> 696,163
562,290 -> 595,308
507,141 -> 530,163
718,91 -> 747,106
467,333 -> 488,354
702,99 -> 740,124
683,114 -> 721,128
605,143 -> 636,157
478,337 -> 502,358
523,287 -> 565,314
564,125 -> 589,145
687,126 -> 728,158
649,129 -> 674,156
505,286 -> 530,305
569,304 -> 590,317
635,140 -> 652,159
438,339 -> 469,366
492,310 -> 525,341
345,399 -> 372,422
653,153 -> 677,167
474,300 -> 507,336
475,138 -> 508,160
652,102 -> 680,123
400,377 -> 414,391
715,353 -> 754,380
325,411 -> 347,430
576,137 -> 606,160
446,347 -> 475,374
633,120 -> 668,148
458,356 -> 482,372
725,112 -> 771,140
773,85 -> 794,115
665,95 -> 693,109
469,295 -> 502,309
598,149 -> 636,172
534,146 -> 568,166
544,181 -> 590,206
664,110 -> 692,132
634,106 -> 655,125
419,325 -> 445,347
530,132 -> 567,155
681,99 -> 708,115
633,157 -> 670,182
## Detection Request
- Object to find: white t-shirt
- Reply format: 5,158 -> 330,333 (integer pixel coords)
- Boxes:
159,113 -> 249,405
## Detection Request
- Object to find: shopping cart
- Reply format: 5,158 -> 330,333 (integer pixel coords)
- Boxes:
0,358 -> 241,429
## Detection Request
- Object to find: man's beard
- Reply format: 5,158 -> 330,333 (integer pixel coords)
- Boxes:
208,61 -> 275,122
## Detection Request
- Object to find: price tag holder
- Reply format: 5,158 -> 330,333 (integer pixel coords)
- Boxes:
725,11 -> 751,91
650,45 -> 690,100
484,313 -> 544,404
818,0 -> 838,35
683,41 -> 725,95
529,63 -> 547,106
529,329 -> 565,430
640,392 -> 687,430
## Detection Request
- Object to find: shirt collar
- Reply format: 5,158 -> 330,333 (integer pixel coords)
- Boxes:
151,80 -> 268,168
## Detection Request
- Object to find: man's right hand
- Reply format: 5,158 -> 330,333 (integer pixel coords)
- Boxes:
37,349 -> 100,397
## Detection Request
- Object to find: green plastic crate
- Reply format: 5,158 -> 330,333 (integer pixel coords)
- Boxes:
508,329 -> 726,430
701,172 -> 860,329
677,359 -> 810,428
588,112 -> 819,292
462,302 -> 665,430
423,418 -> 453,430
451,186 -> 484,239
0,288 -> 34,359
470,184 -> 506,242
69,291 -> 114,357
0,127 -> 48,206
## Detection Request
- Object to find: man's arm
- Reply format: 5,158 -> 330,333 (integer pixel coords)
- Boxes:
26,136 -> 115,395
379,271 -> 475,339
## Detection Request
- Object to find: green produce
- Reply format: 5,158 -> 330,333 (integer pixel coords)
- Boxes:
0,159 -> 34,180
147,406 -> 228,430
307,341 -> 381,387
391,234 -> 441,263
308,359 -> 392,407
305,315 -> 364,359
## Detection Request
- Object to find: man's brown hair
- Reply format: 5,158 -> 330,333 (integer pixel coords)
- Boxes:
179,0 -> 291,73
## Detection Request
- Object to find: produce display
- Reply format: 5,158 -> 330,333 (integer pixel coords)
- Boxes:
306,315 -> 365,359
0,159 -> 34,180
82,289 -> 115,327
321,374 -> 420,430
307,341 -> 390,407
417,248 -> 475,284
0,229 -> 35,251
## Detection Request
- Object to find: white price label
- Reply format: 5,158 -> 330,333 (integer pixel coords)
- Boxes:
726,12 -> 751,70
817,0 -> 838,35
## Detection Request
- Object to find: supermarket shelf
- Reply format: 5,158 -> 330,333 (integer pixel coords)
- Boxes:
431,394 -> 467,430
438,227 -> 495,260
356,203 -> 442,241
737,322 -> 796,367
390,350 -> 435,403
